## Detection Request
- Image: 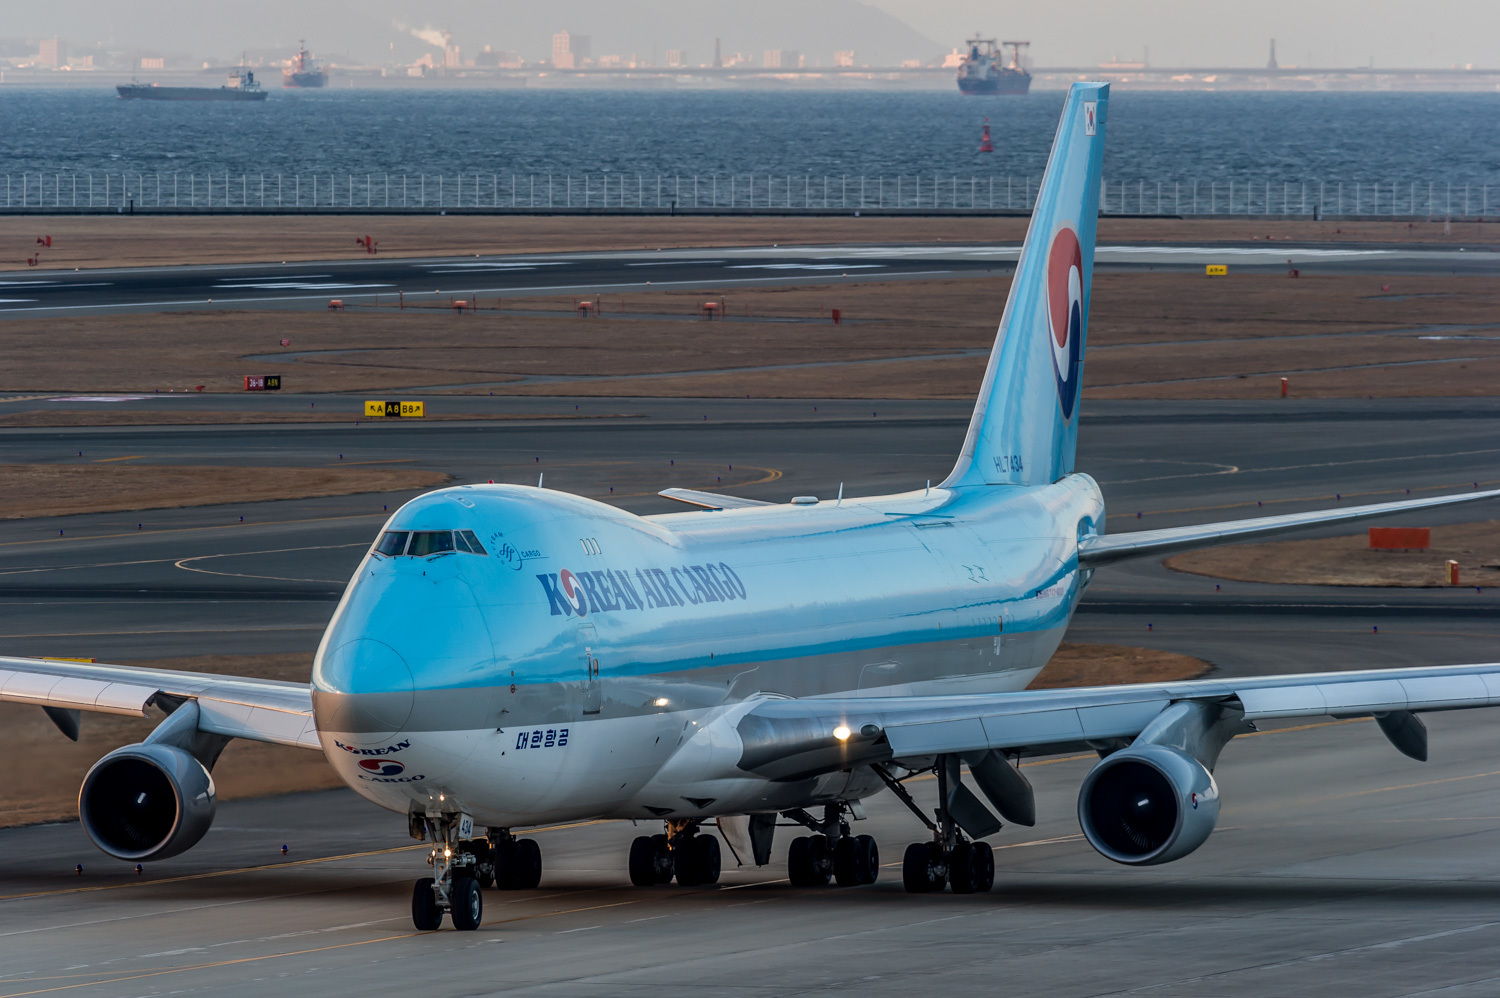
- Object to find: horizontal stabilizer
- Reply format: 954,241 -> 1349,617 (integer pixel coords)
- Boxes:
659,488 -> 773,510
1079,487 -> 1500,568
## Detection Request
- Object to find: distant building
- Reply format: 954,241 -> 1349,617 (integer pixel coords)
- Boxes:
38,37 -> 65,69
833,50 -> 855,67
443,43 -> 462,68
666,49 -> 686,67
140,56 -> 165,70
763,49 -> 801,68
1267,39 -> 1279,69
69,54 -> 93,69
941,48 -> 964,68
552,31 -> 590,68
900,58 -> 922,69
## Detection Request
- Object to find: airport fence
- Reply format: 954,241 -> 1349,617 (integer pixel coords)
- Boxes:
1,172 -> 1496,217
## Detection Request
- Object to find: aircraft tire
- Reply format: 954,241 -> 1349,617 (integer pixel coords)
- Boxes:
650,834 -> 674,883
833,836 -> 860,886
950,841 -> 977,894
856,834 -> 880,885
628,836 -> 657,886
450,876 -> 483,931
692,834 -> 722,885
513,838 -> 542,889
974,841 -> 995,892
411,877 -> 443,930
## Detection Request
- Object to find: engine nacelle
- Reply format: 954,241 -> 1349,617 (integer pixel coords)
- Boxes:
1077,744 -> 1219,866
79,743 -> 217,861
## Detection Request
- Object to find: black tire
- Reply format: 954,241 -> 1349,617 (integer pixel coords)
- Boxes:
650,833 -> 674,883
450,876 -> 483,931
492,838 -> 519,889
469,839 -> 495,888
950,841 -> 977,894
805,834 -> 832,885
788,835 -> 813,886
513,838 -> 542,889
833,836 -> 860,886
411,877 -> 443,930
902,842 -> 931,893
927,841 -> 948,892
629,835 -> 657,886
693,834 -> 722,885
974,841 -> 995,893
856,834 -> 880,885
676,837 -> 702,886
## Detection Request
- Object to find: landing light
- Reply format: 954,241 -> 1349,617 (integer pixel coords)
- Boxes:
654,697 -> 671,707
444,848 -> 452,859
833,724 -> 852,741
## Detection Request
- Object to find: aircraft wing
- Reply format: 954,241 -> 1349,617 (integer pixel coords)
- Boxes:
0,655 -> 318,749
734,661 -> 1500,782
1079,487 -> 1500,568
658,488 -> 775,510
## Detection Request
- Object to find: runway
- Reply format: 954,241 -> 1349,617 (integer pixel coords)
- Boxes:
5,241 -> 1498,316
2,396 -> 1499,994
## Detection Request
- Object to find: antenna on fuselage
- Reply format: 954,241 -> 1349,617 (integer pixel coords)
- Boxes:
837,482 -> 844,505
537,472 -> 544,488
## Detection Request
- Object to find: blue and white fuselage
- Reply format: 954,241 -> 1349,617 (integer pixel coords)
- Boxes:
313,475 -> 1103,827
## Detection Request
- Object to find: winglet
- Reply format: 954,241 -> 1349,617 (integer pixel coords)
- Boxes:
659,488 -> 774,511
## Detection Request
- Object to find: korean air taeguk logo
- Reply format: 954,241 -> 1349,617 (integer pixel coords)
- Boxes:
1046,226 -> 1084,420
358,759 -> 405,777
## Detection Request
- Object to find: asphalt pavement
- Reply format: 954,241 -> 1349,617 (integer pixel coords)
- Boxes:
5,241 -> 1499,316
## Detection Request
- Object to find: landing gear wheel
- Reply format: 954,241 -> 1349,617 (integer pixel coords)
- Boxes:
855,834 -> 880,885
629,836 -> 658,886
788,834 -> 832,886
902,842 -> 946,893
512,838 -> 542,889
450,876 -> 483,931
949,841 -> 978,894
411,877 -> 443,930
675,833 -> 721,886
650,834 -> 674,883
973,841 -> 995,892
469,839 -> 495,889
833,836 -> 860,886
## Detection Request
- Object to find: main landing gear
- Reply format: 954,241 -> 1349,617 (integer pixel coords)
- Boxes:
629,819 -> 722,886
409,816 -> 545,931
784,804 -> 879,887
876,759 -> 997,894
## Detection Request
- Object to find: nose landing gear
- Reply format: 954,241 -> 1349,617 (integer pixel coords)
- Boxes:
409,811 -> 485,931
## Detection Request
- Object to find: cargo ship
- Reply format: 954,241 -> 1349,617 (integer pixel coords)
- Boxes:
116,67 -> 267,101
956,38 -> 1031,95
283,41 -> 326,88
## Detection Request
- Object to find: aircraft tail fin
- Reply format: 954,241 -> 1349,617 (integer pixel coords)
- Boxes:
942,82 -> 1108,489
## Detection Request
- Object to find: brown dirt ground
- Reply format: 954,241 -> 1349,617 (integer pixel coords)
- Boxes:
7,216 -> 1498,272
1167,520 -> 1500,588
1,273 -> 1497,402
1,643 -> 1208,828
0,464 -> 449,520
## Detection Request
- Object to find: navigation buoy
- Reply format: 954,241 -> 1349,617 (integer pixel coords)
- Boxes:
979,118 -> 994,154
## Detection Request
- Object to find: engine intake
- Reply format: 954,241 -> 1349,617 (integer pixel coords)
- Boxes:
79,743 -> 217,861
1077,744 -> 1218,866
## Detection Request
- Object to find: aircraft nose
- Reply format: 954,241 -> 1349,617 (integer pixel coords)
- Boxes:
312,638 -> 415,744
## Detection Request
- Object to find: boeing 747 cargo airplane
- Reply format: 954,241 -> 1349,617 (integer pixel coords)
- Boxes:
5,82 -> 1498,932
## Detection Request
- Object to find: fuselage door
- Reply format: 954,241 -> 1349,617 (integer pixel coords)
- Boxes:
574,621 -> 602,715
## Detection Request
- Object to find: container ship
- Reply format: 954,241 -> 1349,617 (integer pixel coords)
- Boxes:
116,68 -> 267,101
956,39 -> 1031,95
283,41 -> 326,88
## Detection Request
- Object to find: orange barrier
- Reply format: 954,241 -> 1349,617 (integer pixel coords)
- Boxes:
1447,560 -> 1460,585
1369,527 -> 1430,550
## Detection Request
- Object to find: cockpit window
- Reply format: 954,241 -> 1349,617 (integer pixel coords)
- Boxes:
457,530 -> 487,555
407,531 -> 456,557
375,531 -> 409,556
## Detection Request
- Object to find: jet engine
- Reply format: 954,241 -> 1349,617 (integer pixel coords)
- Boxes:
1077,743 -> 1219,866
79,742 -> 217,861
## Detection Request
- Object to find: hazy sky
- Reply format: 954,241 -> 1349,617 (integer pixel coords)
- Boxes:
9,0 -> 1497,68
871,0 -> 1498,68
